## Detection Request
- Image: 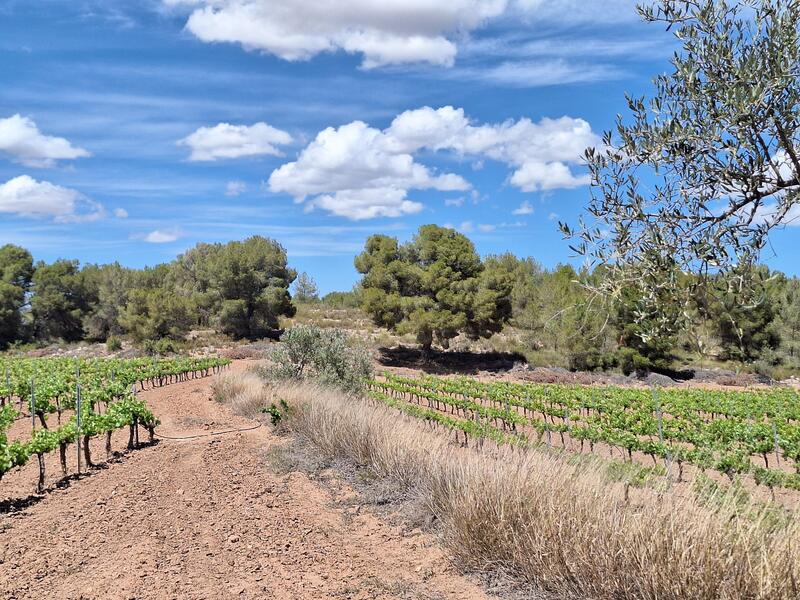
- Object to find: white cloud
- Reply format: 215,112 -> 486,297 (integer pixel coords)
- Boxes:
387,106 -> 598,191
464,60 -> 626,88
309,188 -> 424,220
512,0 -> 639,24
226,180 -> 247,196
0,175 -> 104,222
268,118 -> 469,220
510,160 -> 590,191
163,1 -> 639,69
268,105 -> 598,219
143,227 -> 183,243
164,0 -> 507,68
512,200 -> 534,215
0,114 -> 90,167
750,202 -> 800,228
113,207 -> 129,218
444,197 -> 465,207
452,220 -> 523,234
178,122 -> 292,161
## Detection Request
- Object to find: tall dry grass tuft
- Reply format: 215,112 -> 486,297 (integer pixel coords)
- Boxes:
217,374 -> 800,600
286,388 -> 800,599
211,371 -> 276,418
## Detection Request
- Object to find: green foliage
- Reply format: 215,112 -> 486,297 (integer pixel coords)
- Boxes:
564,0 -> 800,349
30,259 -> 92,342
293,272 -> 319,303
119,288 -> 194,343
321,289 -> 362,309
0,356 -> 228,480
569,349 -> 618,373
356,225 -> 513,353
0,245 -> 33,349
176,236 -> 297,339
263,399 -> 290,426
106,336 -> 122,352
616,348 -> 652,376
262,325 -> 372,394
371,371 -> 800,491
82,263 -> 132,341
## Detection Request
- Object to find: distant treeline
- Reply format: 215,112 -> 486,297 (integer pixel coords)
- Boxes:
0,237 -> 296,351
2,230 -> 799,376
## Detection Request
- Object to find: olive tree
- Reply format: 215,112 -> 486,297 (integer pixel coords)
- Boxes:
355,225 -> 514,355
563,0 -> 800,344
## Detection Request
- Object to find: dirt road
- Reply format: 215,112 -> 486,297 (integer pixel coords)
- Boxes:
0,361 -> 489,600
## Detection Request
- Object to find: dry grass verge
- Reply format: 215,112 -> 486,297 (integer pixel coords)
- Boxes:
215,371 -> 800,600
211,371 -> 275,418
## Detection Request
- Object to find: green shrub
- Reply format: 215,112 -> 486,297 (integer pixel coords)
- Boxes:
569,349 -> 617,372
617,347 -> 652,376
261,325 -> 372,394
142,337 -> 181,356
106,336 -> 122,352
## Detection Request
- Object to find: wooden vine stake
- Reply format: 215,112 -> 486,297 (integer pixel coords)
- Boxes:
30,379 -> 36,432
76,381 -> 82,476
3,366 -> 9,407
652,386 -> 672,485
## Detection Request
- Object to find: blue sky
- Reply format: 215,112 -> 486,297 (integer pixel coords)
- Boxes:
1,0 -> 797,294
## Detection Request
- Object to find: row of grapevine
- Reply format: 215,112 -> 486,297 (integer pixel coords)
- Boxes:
0,356 -> 229,492
368,373 -> 800,492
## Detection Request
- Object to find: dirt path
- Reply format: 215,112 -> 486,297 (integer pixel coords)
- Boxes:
0,361 -> 490,600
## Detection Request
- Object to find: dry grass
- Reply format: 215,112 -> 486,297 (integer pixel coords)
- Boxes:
215,371 -> 800,600
210,371 -> 276,418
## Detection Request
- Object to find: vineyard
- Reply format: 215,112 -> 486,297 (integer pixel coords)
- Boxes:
368,374 -> 800,493
0,356 -> 229,492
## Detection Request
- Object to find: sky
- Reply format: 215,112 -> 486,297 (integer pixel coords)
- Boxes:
0,0 -> 798,295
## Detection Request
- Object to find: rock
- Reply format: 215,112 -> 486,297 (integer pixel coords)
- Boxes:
641,372 -> 678,387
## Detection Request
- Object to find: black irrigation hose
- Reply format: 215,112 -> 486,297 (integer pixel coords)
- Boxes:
152,422 -> 263,441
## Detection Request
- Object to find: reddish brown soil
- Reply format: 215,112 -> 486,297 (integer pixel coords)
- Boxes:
0,361 -> 489,600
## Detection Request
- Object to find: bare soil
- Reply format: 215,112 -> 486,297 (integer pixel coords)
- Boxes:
0,361 -> 490,600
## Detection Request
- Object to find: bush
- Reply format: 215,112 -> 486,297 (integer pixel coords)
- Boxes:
260,325 -> 372,394
106,336 -> 122,352
142,337 -> 181,356
617,347 -> 652,376
569,349 -> 617,372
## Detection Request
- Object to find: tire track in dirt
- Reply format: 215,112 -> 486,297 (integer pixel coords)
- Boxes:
0,361 -> 490,600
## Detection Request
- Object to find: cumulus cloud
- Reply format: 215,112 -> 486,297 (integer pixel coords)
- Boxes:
143,227 -> 183,243
268,106 -> 598,219
268,119 -> 469,219
164,0 -> 507,68
113,208 -> 129,218
178,122 -> 292,161
512,200 -> 534,215
0,114 -> 90,168
226,180 -> 247,196
164,1 -> 639,68
386,106 -> 597,191
0,175 -> 104,222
